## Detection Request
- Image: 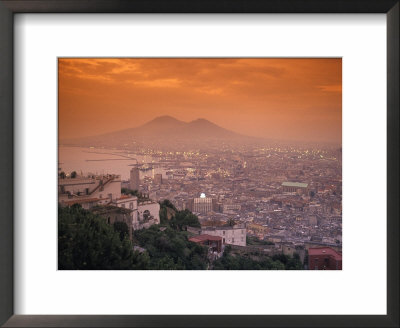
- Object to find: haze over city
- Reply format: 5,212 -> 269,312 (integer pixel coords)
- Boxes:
58,58 -> 342,271
59,58 -> 341,144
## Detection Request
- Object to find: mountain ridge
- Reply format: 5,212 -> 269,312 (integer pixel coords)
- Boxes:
61,116 -> 252,148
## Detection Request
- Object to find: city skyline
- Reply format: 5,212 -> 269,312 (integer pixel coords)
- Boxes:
58,58 -> 342,271
59,58 -> 342,144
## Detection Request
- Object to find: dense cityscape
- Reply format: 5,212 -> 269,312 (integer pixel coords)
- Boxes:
58,58 -> 342,270
125,141 -> 342,249
58,117 -> 342,270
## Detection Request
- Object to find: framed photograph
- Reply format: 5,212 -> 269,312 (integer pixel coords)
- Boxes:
0,0 -> 398,327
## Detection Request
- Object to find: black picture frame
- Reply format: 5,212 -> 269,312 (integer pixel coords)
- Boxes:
0,1 -> 398,327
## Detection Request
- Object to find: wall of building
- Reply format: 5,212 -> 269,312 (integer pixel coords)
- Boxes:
91,180 -> 121,201
201,227 -> 247,247
59,176 -> 122,203
193,197 -> 213,214
130,168 -> 140,191
138,202 -> 160,224
309,254 -> 342,270
115,197 -> 138,211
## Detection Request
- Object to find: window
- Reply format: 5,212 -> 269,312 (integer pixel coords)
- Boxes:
129,203 -> 133,209
143,210 -> 151,221
232,238 -> 234,243
223,231 -> 225,235
242,230 -> 244,234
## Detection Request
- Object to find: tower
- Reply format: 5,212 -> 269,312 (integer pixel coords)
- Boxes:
130,167 -> 140,191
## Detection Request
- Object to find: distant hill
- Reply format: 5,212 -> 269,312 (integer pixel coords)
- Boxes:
61,116 -> 257,150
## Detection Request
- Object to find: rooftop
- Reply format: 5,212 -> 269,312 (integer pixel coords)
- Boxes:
308,247 -> 342,261
117,195 -> 137,201
91,205 -> 133,215
63,198 -> 99,206
189,234 -> 223,243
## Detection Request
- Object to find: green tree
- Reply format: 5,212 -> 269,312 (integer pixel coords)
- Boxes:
58,204 -> 146,270
246,236 -> 274,246
121,187 -> 139,196
133,225 -> 208,269
169,209 -> 201,231
226,218 -> 236,227
113,221 -> 129,241
160,199 -> 177,211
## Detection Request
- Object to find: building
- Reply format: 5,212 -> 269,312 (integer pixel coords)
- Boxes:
189,234 -> 223,253
308,247 -> 342,270
62,197 -> 100,210
281,181 -> 309,194
115,194 -> 160,231
154,173 -> 163,184
136,200 -> 160,230
91,205 -> 134,239
189,234 -> 223,260
187,193 -> 214,214
222,204 -> 241,214
188,224 -> 247,246
130,167 -> 140,191
59,173 -> 160,233
58,174 -> 121,204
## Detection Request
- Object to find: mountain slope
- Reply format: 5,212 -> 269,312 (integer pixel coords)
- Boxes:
61,116 -> 255,149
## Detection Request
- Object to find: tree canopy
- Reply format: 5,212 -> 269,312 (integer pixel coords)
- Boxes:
59,201 -> 304,271
133,225 -> 208,270
213,246 -> 303,270
58,205 -> 147,270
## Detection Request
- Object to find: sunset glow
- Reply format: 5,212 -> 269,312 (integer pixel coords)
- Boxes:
59,58 -> 341,144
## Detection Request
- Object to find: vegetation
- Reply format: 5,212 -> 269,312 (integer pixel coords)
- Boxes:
272,253 -> 303,270
132,225 -> 208,270
158,200 -> 201,230
213,246 -> 284,270
213,246 -> 303,270
159,199 -> 177,212
58,200 -> 303,270
130,200 -> 207,269
121,187 -> 139,196
113,221 -> 129,241
58,205 -> 147,270
226,218 -> 236,226
246,235 -> 274,246
169,210 -> 201,231
58,202 -> 206,270
121,188 -> 149,202
159,199 -> 177,225
70,171 -> 77,178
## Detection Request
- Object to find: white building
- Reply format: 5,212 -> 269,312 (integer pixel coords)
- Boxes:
136,200 -> 160,230
59,174 -> 121,204
59,173 -> 160,232
188,224 -> 247,247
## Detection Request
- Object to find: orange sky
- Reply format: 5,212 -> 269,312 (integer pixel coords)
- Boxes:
59,58 -> 341,144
